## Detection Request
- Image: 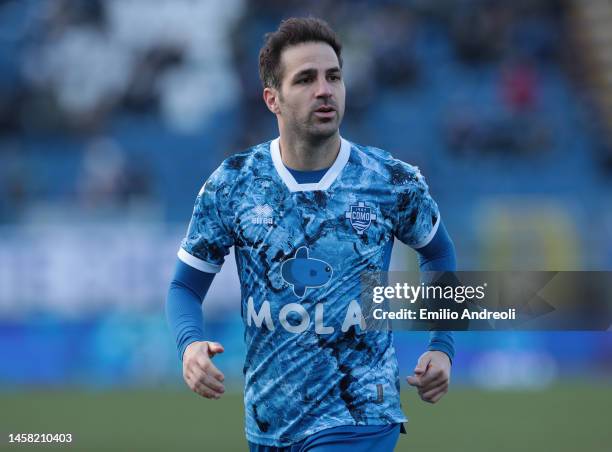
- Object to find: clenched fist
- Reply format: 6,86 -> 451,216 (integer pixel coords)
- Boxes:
183,341 -> 226,399
406,351 -> 451,404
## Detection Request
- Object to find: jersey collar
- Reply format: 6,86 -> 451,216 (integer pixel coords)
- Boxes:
270,136 -> 351,192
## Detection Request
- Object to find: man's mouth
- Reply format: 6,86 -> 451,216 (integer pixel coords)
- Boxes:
313,106 -> 336,119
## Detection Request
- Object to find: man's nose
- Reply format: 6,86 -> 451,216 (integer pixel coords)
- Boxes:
315,78 -> 333,98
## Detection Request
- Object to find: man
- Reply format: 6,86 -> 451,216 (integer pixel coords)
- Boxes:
166,17 -> 456,451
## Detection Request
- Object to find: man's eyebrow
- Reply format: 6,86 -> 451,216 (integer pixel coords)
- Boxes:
292,68 -> 317,79
292,66 -> 341,80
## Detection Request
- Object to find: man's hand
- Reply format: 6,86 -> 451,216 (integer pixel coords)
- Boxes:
182,341 -> 225,399
406,351 -> 451,404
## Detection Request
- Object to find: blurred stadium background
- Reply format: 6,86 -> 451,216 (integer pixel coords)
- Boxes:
0,0 -> 611,451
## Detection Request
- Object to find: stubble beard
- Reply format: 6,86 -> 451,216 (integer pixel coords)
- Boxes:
299,111 -> 342,144
279,96 -> 342,144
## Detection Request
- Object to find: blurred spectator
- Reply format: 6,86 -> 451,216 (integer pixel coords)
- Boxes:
122,44 -> 184,113
0,145 -> 30,222
44,0 -> 106,31
77,137 -> 128,208
500,58 -> 538,113
370,7 -> 420,89
76,137 -> 152,210
451,1 -> 511,64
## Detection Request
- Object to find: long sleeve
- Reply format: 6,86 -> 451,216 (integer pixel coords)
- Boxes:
415,221 -> 456,362
165,259 -> 215,361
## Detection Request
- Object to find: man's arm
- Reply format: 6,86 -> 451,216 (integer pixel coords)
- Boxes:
166,259 -> 225,399
418,220 -> 456,363
407,221 -> 455,403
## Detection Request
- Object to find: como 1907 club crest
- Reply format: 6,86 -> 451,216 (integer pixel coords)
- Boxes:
345,202 -> 377,234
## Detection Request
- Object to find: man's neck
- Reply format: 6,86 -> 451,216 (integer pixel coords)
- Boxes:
278,132 -> 341,171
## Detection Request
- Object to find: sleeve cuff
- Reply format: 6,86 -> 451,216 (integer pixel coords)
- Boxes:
178,248 -> 222,273
427,345 -> 453,365
428,331 -> 455,364
413,215 -> 441,250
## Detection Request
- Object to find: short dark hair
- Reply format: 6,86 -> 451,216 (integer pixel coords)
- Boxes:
258,17 -> 343,90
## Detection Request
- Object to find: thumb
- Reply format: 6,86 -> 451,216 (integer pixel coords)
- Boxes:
406,375 -> 421,387
207,341 -> 225,357
414,354 -> 431,375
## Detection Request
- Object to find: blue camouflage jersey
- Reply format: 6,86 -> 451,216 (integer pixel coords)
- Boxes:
178,137 -> 440,446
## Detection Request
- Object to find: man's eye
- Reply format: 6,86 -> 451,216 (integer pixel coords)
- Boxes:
328,75 -> 341,81
296,78 -> 310,84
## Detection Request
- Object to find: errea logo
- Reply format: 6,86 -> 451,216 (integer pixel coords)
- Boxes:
251,204 -> 274,225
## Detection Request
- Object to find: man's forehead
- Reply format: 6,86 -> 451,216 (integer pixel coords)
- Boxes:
281,42 -> 340,75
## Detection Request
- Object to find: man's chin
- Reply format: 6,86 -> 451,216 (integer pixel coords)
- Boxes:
308,121 -> 340,139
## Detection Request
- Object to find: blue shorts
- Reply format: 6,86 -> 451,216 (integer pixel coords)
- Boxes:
248,423 -> 401,452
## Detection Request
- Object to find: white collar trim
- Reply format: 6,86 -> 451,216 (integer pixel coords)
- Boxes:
270,136 -> 351,192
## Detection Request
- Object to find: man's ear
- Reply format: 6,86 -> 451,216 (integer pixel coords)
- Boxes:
263,87 -> 281,115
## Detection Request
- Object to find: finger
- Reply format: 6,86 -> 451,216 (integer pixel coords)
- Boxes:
422,386 -> 448,404
207,342 -> 225,357
188,365 -> 226,394
187,371 -> 222,398
414,354 -> 431,376
185,373 -> 208,398
420,382 -> 448,403
193,353 -> 225,382
430,389 -> 448,404
200,373 -> 226,394
184,370 -> 222,397
419,366 -> 446,388
206,361 -> 225,383
197,379 -> 224,398
406,375 -> 422,387
419,380 -> 449,394
192,380 -> 221,399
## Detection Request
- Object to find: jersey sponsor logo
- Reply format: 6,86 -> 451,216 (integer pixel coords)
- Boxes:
345,202 -> 377,234
245,248 -> 364,335
251,204 -> 274,225
247,297 -> 365,334
280,247 -> 333,298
